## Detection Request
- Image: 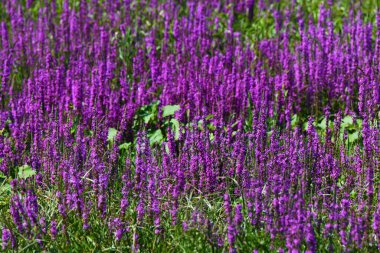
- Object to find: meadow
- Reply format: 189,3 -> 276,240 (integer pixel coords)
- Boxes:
0,0 -> 379,252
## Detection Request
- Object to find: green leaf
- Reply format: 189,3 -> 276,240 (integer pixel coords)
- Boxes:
149,129 -> 163,145
291,114 -> 299,128
350,190 -> 357,199
0,182 -> 11,203
207,123 -> 216,131
143,114 -> 153,124
70,125 -> 77,134
0,182 -> 11,192
231,121 -> 239,128
317,118 -> 327,130
348,131 -> 359,143
0,171 -> 6,185
205,114 -> 214,120
86,236 -> 97,248
137,101 -> 160,124
85,129 -> 93,137
107,128 -> 118,142
118,142 -> 132,150
283,89 -> 288,98
341,115 -> 353,127
162,105 -> 180,117
18,165 -> 36,179
170,119 -> 180,140
356,119 -> 363,128
198,120 -> 204,131
337,175 -> 345,188
302,121 -> 309,131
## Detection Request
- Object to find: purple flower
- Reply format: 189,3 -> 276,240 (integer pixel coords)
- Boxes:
1,228 -> 11,251
50,220 -> 57,239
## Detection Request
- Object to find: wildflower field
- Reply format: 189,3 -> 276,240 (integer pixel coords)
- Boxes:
0,0 -> 379,252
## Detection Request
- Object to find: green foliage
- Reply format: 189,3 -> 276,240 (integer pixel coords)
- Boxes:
107,128 -> 118,142
339,116 -> 362,145
118,142 -> 132,150
0,1 -> 378,252
17,164 -> 36,179
148,129 -> 164,145
0,181 -> 11,207
136,100 -> 160,125
162,105 -> 180,118
169,118 -> 180,140
290,113 -> 363,148
133,101 -> 181,145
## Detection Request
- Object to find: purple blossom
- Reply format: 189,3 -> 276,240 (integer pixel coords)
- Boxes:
1,228 -> 11,251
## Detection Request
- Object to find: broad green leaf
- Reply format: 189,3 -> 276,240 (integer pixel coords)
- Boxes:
341,115 -> 353,127
317,118 -> 327,130
302,121 -> 309,131
162,105 -> 180,117
119,142 -> 132,150
18,165 -> 36,179
143,114 -> 153,124
107,128 -> 118,142
138,101 -> 160,124
348,132 -> 359,143
170,119 -> 180,140
356,119 -> 363,128
149,129 -> 163,145
291,114 -> 299,128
